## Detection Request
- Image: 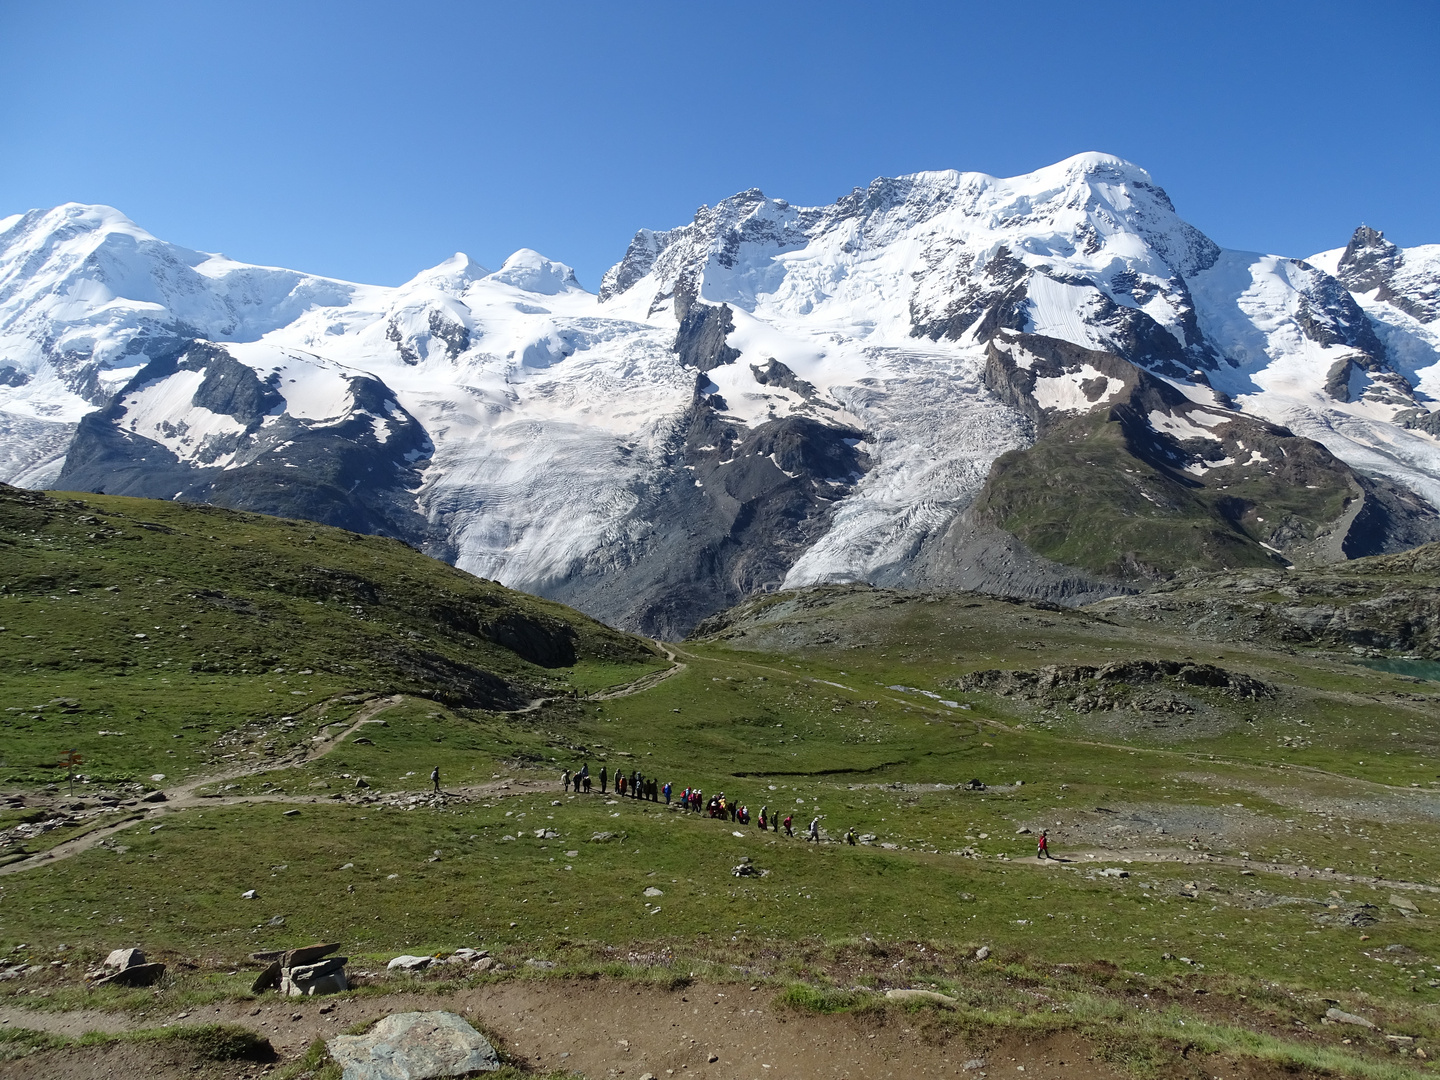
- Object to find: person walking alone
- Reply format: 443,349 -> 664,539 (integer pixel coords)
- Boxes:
1037,829 -> 1050,860
430,766 -> 440,794
807,816 -> 821,843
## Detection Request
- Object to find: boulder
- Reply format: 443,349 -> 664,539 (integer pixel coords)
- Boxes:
1325,1007 -> 1376,1029
285,957 -> 349,997
327,1010 -> 500,1078
1390,893 -> 1420,913
284,942 -> 342,968
387,954 -> 434,972
252,961 -> 282,993
104,947 -> 145,970
92,962 -> 166,988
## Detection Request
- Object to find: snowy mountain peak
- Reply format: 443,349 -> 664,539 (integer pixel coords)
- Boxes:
1336,225 -> 1404,294
485,249 -> 583,295
3,153 -> 1440,637
401,252 -> 492,293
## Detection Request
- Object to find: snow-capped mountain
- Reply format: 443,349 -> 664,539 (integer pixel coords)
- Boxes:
2,153 -> 1438,635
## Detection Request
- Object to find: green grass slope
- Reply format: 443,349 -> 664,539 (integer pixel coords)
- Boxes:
3,494 -> 1440,1078
0,483 -> 661,787
971,410 -> 1353,582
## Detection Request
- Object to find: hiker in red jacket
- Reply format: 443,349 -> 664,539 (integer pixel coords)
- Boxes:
1037,830 -> 1050,860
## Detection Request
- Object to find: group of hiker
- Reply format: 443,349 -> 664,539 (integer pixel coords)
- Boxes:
560,764 -> 842,844
560,764 -> 666,800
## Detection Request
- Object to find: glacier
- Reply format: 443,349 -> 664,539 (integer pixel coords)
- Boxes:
2,153 -> 1438,634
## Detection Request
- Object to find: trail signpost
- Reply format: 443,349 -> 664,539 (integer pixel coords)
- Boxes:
60,749 -> 82,795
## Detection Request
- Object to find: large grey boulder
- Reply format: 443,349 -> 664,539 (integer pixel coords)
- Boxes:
328,1011 -> 499,1079
92,962 -> 166,988
104,947 -> 145,970
284,956 -> 349,997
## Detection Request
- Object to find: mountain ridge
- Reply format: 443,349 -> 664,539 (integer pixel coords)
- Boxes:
2,153 -> 1439,634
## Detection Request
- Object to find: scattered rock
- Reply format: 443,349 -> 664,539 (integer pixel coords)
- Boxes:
327,1010 -> 500,1078
283,809 -> 301,817
141,791 -> 167,803
643,887 -> 664,898
590,831 -> 617,843
708,1052 -> 719,1063
962,1059 -> 987,1071
1325,1008 -> 1376,1029
472,956 -> 497,973
242,889 -> 258,899
1390,893 -> 1420,913
387,954 -> 434,972
974,946 -> 990,961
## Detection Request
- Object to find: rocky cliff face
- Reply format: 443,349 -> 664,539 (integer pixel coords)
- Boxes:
2,155 -> 1440,634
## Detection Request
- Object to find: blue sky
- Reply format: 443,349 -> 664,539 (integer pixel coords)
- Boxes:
2,1 -> 1436,288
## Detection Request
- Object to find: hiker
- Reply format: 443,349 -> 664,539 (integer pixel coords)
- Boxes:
582,770 -> 592,794
663,781 -> 672,805
783,813 -> 794,837
617,772 -> 626,797
758,806 -> 768,830
599,765 -> 608,794
846,826 -> 857,846
430,766 -> 440,793
562,768 -> 571,793
807,816 -> 820,842
1037,829 -> 1049,860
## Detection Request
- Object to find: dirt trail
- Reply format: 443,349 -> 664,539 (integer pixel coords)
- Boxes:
0,695 -> 406,878
0,979 -> 1135,1080
0,646 -> 687,879
589,641 -> 686,699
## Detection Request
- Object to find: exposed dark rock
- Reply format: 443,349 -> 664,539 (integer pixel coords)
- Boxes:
750,358 -> 818,399
952,659 -> 1272,713
1337,225 -> 1404,295
56,341 -> 448,556
477,612 -> 577,668
955,331 -> 1437,585
1396,408 -> 1440,438
674,301 -> 741,371
546,384 -> 871,639
911,245 -> 1029,342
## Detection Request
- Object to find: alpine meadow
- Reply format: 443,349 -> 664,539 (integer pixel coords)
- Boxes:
3,86 -> 1440,1080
